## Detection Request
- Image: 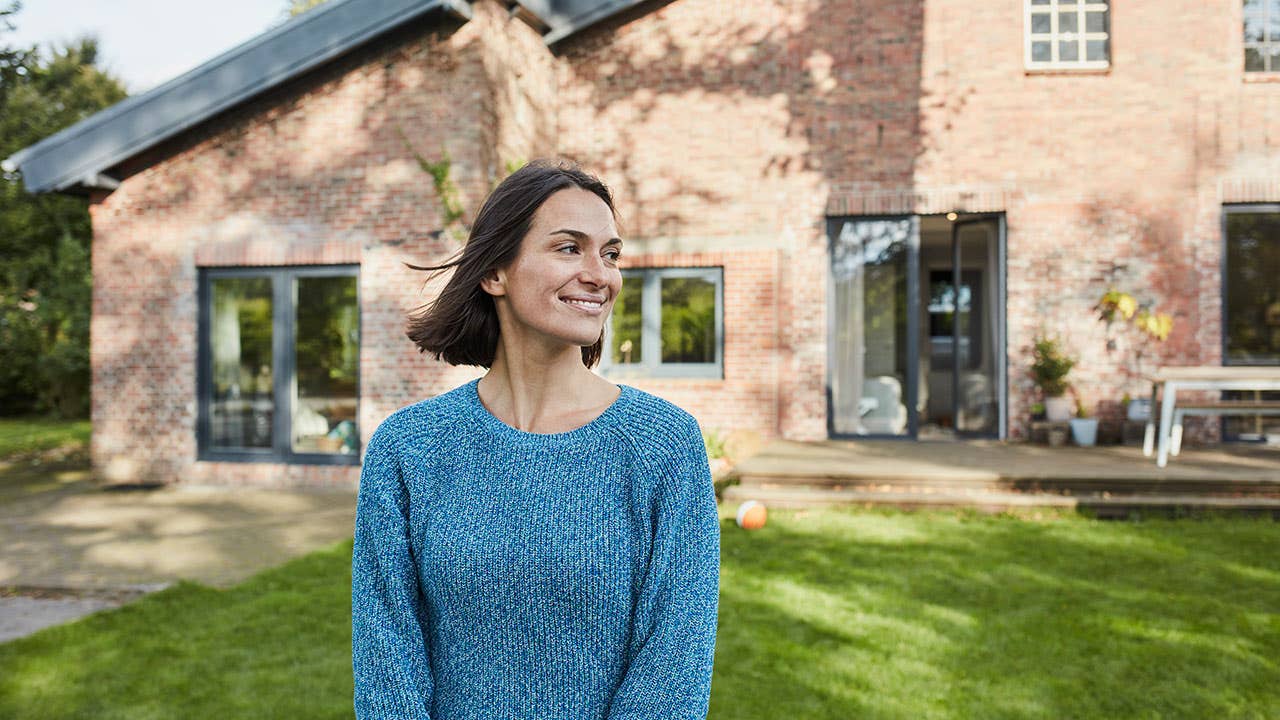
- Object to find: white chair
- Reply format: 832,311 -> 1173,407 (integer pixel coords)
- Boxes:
861,376 -> 907,434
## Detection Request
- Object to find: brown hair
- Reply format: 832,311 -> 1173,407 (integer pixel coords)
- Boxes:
404,158 -> 619,368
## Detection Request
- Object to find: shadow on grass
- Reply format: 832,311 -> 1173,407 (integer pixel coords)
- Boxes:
710,508 -> 1280,719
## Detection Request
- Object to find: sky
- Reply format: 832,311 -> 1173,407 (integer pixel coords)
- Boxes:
5,0 -> 291,94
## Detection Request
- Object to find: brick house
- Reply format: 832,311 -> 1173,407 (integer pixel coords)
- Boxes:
5,0 -> 1279,487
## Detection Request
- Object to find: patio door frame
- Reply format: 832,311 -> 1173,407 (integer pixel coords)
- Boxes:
825,212 -> 1008,441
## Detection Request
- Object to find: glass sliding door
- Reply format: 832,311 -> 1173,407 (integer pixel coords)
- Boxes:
918,216 -> 1002,438
949,220 -> 1000,436
828,217 -> 918,437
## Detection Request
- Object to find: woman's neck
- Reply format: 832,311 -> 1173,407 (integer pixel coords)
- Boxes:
478,343 -> 614,434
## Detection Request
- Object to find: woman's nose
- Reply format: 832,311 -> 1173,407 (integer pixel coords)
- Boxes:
578,252 -> 609,285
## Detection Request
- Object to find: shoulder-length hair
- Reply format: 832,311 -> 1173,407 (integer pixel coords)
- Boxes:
404,158 -> 619,369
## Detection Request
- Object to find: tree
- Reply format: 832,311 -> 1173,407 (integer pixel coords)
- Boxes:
286,0 -> 330,18
0,2 -> 128,417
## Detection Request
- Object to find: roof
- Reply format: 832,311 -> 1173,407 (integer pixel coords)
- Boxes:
3,0 -> 651,195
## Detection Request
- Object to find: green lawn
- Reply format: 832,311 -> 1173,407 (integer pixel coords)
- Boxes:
0,416 -> 90,458
1,507 -> 1277,719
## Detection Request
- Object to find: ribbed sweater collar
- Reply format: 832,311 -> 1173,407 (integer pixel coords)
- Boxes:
461,377 -> 635,449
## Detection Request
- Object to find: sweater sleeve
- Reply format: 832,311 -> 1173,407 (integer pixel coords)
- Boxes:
351,420 -> 434,719
607,417 -> 722,720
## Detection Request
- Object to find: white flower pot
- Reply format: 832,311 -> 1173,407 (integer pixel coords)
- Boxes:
1070,418 -> 1099,447
1044,396 -> 1073,422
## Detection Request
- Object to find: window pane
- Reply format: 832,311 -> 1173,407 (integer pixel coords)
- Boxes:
1085,10 -> 1108,33
1059,0 -> 1078,4
608,275 -> 644,364
1030,0 -> 1050,4
210,277 -> 273,449
1244,0 -> 1262,10
1086,39 -> 1108,61
1059,11 -> 1078,33
1245,12 -> 1266,41
660,276 -> 715,364
1225,212 -> 1280,363
1271,48 -> 1280,71
1031,41 -> 1052,61
1059,39 -> 1080,61
1271,13 -> 1280,41
293,276 -> 359,455
1246,46 -> 1266,71
1030,12 -> 1051,34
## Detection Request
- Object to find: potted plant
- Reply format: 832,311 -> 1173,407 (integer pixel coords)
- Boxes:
1030,336 -> 1076,422
1069,397 -> 1099,447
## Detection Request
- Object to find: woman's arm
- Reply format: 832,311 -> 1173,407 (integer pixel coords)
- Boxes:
607,415 -> 722,720
352,421 -> 434,719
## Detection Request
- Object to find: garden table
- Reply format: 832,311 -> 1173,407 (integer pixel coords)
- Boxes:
1142,366 -> 1280,467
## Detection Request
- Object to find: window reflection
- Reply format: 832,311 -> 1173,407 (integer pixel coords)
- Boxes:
608,275 -> 644,365
210,278 -> 273,449
293,276 -> 359,454
661,276 -> 716,364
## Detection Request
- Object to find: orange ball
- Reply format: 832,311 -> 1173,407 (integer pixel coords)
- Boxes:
735,500 -> 767,530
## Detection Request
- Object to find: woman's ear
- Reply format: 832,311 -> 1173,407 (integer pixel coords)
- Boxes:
479,267 -> 507,298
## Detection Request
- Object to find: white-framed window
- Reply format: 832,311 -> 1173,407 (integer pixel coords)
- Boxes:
602,267 -> 724,379
1244,0 -> 1280,73
1024,0 -> 1110,71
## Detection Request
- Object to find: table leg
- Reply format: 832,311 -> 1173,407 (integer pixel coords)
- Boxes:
1156,382 -> 1176,468
1142,381 -> 1159,457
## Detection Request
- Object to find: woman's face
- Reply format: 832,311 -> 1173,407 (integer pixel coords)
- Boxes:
485,186 -> 624,351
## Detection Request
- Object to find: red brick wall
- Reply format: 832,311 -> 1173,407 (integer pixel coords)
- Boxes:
553,0 -> 1280,441
88,0 -> 556,486
88,0 -> 1280,487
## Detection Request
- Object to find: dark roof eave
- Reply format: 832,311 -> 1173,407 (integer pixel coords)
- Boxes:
541,0 -> 650,45
3,0 -> 472,194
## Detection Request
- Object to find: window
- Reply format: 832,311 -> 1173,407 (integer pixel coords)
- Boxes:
1245,0 -> 1280,72
197,265 -> 360,464
1025,0 -> 1110,70
1223,206 -> 1280,440
603,267 -> 723,378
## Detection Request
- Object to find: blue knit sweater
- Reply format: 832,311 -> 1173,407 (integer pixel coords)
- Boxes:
351,377 -> 721,719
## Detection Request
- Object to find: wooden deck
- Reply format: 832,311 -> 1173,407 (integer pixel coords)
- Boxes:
721,439 -> 1280,517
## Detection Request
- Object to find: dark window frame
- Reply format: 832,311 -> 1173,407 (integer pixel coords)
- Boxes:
1220,204 -> 1280,441
1222,203 -> 1280,367
196,264 -> 361,465
601,266 -> 725,380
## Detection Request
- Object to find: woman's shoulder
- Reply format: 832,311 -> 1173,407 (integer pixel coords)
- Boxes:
369,379 -> 478,453
614,384 -> 704,453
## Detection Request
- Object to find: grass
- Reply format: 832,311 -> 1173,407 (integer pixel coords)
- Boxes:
0,415 -> 90,458
1,506 -> 1278,718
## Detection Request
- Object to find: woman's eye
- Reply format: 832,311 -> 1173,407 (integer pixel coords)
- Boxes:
607,251 -> 622,261
557,245 -> 578,254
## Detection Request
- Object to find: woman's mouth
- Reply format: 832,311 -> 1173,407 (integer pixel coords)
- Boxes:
560,297 -> 605,314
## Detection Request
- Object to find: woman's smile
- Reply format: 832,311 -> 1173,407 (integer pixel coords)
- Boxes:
560,296 -> 606,314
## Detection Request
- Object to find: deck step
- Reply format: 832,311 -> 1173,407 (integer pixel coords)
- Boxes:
733,472 -> 1280,498
722,483 -> 1280,517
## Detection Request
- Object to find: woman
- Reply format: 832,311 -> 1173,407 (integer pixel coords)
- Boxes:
351,159 -> 721,719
